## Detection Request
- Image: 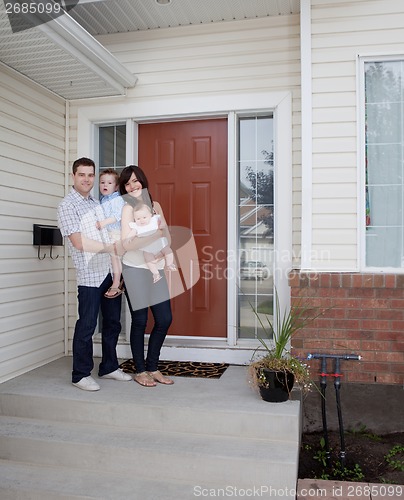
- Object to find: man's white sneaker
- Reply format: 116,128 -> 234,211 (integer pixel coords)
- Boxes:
72,376 -> 100,391
99,368 -> 132,381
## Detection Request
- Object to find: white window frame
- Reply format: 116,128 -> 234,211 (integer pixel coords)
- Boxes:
358,54 -> 404,273
95,122 -> 127,172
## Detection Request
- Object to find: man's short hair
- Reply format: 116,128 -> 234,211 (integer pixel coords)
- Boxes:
72,157 -> 95,174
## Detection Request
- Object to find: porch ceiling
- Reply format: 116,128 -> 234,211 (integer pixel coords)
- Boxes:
0,0 -> 300,99
70,0 -> 300,35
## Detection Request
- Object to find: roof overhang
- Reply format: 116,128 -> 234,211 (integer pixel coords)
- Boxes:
37,12 -> 137,93
0,4 -> 137,99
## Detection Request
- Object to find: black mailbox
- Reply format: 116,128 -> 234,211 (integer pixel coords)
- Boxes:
33,224 -> 63,259
33,224 -> 63,246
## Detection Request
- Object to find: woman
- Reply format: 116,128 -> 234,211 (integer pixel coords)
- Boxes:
119,165 -> 174,387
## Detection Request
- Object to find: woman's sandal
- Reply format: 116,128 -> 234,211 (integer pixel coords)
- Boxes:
134,372 -> 157,387
104,287 -> 124,299
149,370 -> 174,385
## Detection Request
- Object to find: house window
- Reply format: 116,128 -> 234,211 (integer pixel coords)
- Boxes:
365,60 -> 404,268
238,115 -> 274,339
99,124 -> 126,172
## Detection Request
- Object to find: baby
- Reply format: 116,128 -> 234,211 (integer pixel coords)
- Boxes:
128,203 -> 176,283
96,169 -> 125,298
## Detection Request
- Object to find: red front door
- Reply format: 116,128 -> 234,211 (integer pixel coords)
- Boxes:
139,119 -> 227,337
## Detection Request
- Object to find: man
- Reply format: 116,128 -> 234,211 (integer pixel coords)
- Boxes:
57,157 -> 132,391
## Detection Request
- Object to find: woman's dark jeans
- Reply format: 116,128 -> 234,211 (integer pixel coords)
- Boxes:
123,265 -> 172,373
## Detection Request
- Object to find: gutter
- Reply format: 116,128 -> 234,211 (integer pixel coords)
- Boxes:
36,11 -> 137,95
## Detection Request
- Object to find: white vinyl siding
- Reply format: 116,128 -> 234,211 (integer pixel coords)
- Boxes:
0,65 -> 66,382
96,16 -> 301,98
311,0 -> 404,270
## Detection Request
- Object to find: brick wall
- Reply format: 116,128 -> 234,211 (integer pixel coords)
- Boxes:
289,271 -> 404,385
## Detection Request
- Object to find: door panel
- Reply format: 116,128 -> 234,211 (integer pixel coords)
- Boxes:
139,119 -> 227,337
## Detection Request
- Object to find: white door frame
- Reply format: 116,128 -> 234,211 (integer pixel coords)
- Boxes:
77,91 -> 292,364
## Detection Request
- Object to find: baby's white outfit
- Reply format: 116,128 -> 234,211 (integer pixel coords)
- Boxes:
129,214 -> 168,254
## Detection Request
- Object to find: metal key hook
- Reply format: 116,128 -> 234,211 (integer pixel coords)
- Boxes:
37,245 -> 46,260
50,246 -> 59,260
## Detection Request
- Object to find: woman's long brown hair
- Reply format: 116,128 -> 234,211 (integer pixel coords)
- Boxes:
118,165 -> 153,210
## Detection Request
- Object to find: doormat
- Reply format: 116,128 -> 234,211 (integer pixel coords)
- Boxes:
119,359 -> 229,379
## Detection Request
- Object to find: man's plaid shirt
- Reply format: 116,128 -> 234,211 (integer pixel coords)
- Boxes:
57,188 -> 112,287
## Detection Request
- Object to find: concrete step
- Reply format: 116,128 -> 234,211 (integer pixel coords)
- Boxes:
0,415 -> 298,489
0,391 -> 301,442
0,459 -> 203,500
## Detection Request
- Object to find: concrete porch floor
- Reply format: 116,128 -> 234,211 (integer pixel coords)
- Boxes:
0,356 -> 299,417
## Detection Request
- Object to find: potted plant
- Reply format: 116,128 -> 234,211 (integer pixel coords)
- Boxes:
248,289 -> 321,403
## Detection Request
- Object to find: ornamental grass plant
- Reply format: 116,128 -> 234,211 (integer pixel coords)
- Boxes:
248,289 -> 324,394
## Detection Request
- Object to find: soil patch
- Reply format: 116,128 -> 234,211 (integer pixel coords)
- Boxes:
299,430 -> 404,484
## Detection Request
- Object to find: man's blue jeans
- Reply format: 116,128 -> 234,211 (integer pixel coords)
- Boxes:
72,274 -> 122,383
